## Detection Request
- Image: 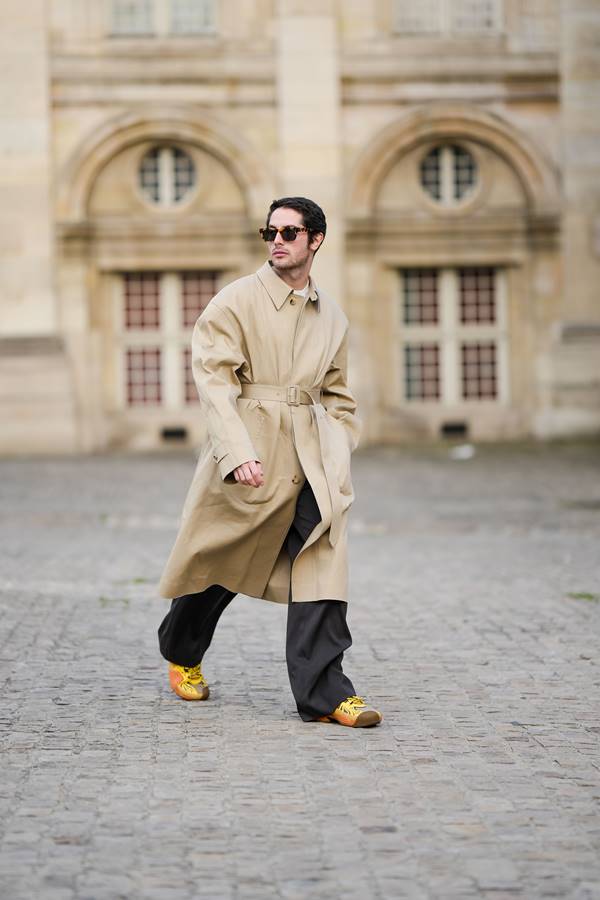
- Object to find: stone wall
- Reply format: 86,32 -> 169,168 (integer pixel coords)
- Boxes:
535,0 -> 600,437
0,0 -> 78,451
0,1 -> 598,452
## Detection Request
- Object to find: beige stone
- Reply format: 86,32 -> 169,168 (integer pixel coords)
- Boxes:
0,0 -> 598,453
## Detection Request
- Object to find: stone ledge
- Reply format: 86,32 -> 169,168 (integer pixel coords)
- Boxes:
560,323 -> 600,343
0,336 -> 65,356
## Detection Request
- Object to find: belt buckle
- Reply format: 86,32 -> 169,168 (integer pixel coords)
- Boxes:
287,385 -> 300,406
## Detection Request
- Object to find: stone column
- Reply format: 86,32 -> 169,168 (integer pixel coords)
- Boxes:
0,0 -> 56,335
275,0 -> 343,302
0,0 -> 77,452
560,0 -> 600,319
543,0 -> 600,436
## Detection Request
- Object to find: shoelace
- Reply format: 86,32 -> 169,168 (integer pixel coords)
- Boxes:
183,664 -> 206,685
340,695 -> 367,712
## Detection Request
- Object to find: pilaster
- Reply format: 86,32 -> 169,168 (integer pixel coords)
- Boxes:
276,0 -> 343,303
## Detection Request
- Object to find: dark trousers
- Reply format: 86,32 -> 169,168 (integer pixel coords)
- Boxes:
158,478 -> 355,721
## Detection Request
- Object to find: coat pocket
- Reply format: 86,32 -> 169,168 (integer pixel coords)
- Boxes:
225,398 -> 284,506
324,412 -> 354,504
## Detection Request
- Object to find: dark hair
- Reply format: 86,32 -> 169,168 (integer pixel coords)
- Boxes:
266,197 -> 327,245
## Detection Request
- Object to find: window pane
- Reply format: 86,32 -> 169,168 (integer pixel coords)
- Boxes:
402,268 -> 439,325
126,348 -> 162,405
452,145 -> 477,200
461,342 -> 497,399
124,273 -> 161,328
420,147 -> 442,201
139,148 -> 161,204
171,0 -> 216,33
458,267 -> 496,324
111,0 -> 154,35
394,0 -> 442,33
183,347 -> 199,403
181,271 -> 219,327
404,343 -> 441,400
172,148 -> 196,202
451,0 -> 502,34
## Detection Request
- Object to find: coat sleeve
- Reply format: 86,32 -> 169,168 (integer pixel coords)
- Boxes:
320,328 -> 363,453
191,302 -> 259,481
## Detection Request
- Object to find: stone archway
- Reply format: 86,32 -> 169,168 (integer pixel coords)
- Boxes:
344,103 -> 562,444
347,103 -> 560,219
56,107 -> 276,223
55,108 -> 277,452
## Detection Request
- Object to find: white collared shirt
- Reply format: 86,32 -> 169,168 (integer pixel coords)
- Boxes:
292,282 -> 311,301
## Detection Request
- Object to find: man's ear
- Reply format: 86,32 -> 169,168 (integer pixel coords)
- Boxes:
309,232 -> 324,252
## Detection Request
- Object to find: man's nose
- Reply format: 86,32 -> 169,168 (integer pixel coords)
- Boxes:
273,230 -> 284,244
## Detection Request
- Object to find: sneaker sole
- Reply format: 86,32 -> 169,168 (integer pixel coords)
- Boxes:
171,684 -> 210,701
317,711 -> 383,727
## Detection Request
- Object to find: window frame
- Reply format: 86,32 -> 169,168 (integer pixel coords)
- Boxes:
113,270 -> 221,411
392,0 -> 504,37
418,142 -> 482,211
109,0 -> 154,36
137,144 -> 198,210
397,266 -> 509,407
109,0 -> 218,37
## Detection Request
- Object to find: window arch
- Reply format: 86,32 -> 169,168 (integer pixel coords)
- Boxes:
346,105 -> 561,217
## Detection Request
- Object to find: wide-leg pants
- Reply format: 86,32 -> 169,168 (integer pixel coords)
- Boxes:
158,477 -> 356,721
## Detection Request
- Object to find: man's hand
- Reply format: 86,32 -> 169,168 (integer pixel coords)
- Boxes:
233,459 -> 264,488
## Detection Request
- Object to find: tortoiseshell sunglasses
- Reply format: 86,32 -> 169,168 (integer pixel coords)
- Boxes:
259,225 -> 309,242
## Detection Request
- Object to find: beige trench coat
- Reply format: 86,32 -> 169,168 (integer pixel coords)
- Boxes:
158,259 -> 362,604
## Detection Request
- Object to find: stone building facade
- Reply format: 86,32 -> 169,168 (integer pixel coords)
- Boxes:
1,0 -> 599,453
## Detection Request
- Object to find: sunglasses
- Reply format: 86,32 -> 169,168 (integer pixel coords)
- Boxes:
259,225 -> 309,242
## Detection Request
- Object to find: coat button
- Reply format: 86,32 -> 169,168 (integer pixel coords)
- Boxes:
289,297 -> 296,305
292,474 -> 300,484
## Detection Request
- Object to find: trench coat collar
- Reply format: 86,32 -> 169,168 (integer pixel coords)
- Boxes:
257,260 -> 320,313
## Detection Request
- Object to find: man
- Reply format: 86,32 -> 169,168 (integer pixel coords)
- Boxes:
157,196 -> 382,728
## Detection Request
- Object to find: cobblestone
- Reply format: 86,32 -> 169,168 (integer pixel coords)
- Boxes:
0,441 -> 599,899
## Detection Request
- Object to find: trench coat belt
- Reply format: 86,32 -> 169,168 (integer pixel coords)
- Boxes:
239,382 -> 344,548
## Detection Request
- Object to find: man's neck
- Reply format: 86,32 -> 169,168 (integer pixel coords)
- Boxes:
269,260 -> 312,291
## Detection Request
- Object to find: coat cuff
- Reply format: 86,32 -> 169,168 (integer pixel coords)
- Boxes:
212,440 -> 260,482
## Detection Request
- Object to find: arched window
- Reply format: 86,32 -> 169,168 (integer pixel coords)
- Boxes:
419,144 -> 478,205
138,146 -> 196,206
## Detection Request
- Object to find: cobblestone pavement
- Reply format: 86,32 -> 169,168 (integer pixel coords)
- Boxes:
1,441 -> 599,900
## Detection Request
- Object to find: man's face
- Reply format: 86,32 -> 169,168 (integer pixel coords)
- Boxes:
266,207 -> 323,274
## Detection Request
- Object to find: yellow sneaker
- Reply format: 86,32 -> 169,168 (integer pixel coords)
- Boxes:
318,695 -> 382,727
168,662 -> 210,701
